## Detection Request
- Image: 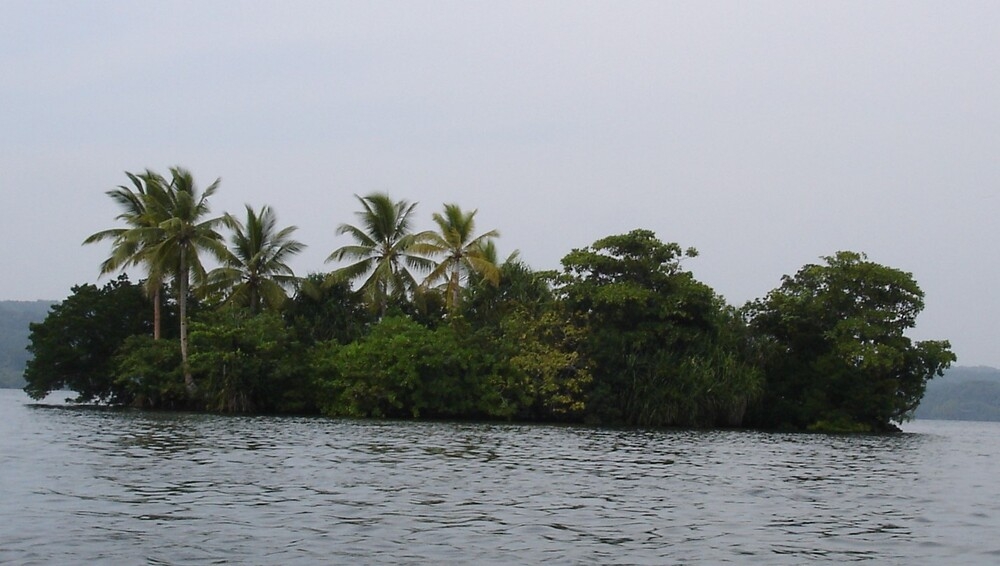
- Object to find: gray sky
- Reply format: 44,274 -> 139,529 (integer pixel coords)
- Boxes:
2,1 -> 998,366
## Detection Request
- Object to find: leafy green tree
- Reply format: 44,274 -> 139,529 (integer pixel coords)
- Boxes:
113,335 -> 186,409
462,258 -> 555,328
314,316 -> 490,419
556,229 -> 762,427
137,167 -> 231,392
189,310 -> 311,413
488,307 -> 592,420
284,273 -> 373,345
745,251 -> 956,431
326,193 -> 433,317
24,275 -> 153,403
419,203 -> 500,312
83,170 -> 171,339
212,204 -> 305,314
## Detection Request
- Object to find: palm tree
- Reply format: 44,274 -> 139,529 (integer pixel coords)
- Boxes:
418,203 -> 500,312
211,204 -> 306,314
83,170 -> 170,339
138,167 -> 231,392
326,192 -> 433,317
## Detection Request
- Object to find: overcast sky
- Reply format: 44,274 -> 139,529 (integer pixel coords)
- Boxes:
2,1 -> 998,366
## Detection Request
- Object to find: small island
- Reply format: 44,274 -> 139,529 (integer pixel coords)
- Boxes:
24,167 -> 956,432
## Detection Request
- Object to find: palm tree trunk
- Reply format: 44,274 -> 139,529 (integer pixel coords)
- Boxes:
449,269 -> 461,312
153,285 -> 162,341
378,280 -> 387,319
179,248 -> 195,394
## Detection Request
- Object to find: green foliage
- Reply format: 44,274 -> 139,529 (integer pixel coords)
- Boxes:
60,181 -> 957,432
807,417 -> 874,433
283,274 -> 373,345
404,286 -> 449,328
326,193 -> 434,317
488,308 -> 592,420
189,310 -> 311,413
745,251 -> 956,431
462,260 -> 555,328
611,329 -> 764,428
212,204 -> 306,313
556,229 -> 762,427
83,170 -> 172,339
314,316 -> 490,419
113,335 -> 186,409
417,203 -> 500,312
147,167 -> 232,391
24,275 -> 153,403
84,167 -> 230,393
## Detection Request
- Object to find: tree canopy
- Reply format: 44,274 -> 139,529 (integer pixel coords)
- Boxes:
745,251 -> 955,431
26,169 -> 956,432
212,204 -> 305,314
83,170 -> 171,339
24,275 -> 153,403
556,229 -> 762,427
326,192 -> 433,318
418,203 -> 500,312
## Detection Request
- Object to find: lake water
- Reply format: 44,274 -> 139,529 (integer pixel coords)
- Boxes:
2,389 -> 999,564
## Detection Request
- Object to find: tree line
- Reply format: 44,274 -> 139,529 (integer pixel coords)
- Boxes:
24,167 -> 957,431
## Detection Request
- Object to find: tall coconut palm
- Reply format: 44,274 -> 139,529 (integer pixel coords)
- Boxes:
418,203 -> 500,312
138,167 -> 231,392
326,192 -> 433,317
83,170 -> 170,339
211,204 -> 306,314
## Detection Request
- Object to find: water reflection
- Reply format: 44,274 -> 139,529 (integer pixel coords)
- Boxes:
2,392 -> 999,564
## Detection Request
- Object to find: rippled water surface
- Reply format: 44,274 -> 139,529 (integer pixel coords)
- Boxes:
2,389 -> 999,564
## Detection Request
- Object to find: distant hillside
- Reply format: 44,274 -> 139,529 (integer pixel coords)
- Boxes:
915,366 -> 1000,422
0,301 -> 54,388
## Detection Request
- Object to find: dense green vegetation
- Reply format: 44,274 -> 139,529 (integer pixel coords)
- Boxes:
744,252 -> 956,431
23,166 -> 958,431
